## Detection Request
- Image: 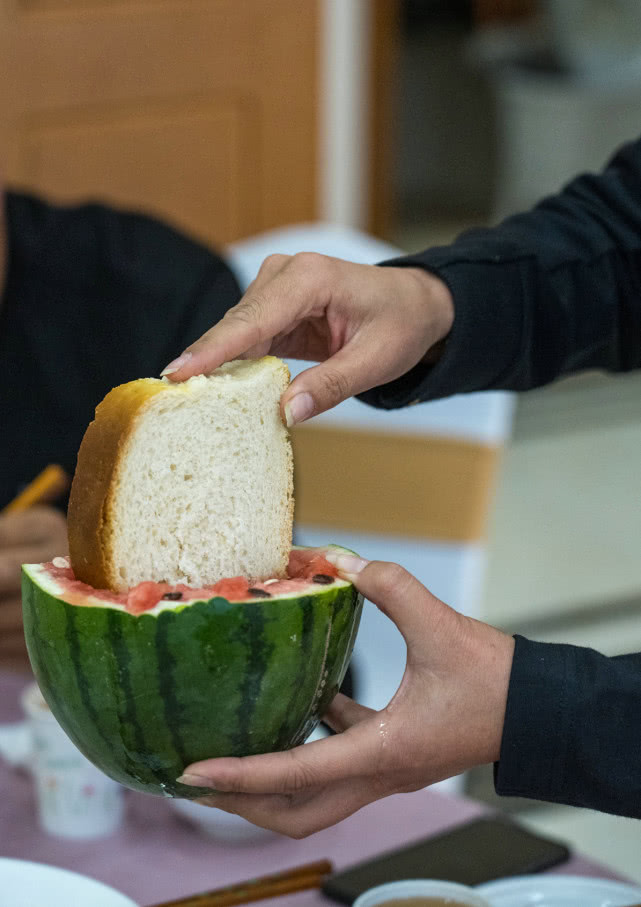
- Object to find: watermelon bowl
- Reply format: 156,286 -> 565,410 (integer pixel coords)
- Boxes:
21,547 -> 363,799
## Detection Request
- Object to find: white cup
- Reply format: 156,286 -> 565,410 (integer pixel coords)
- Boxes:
353,879 -> 490,907
21,682 -> 125,839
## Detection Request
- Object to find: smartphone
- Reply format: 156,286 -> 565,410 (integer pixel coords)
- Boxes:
322,815 -> 570,902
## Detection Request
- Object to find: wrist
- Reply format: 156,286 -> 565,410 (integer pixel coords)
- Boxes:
482,628 -> 515,764
404,267 -> 454,350
461,621 -> 515,766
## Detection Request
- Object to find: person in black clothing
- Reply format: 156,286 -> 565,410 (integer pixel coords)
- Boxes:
0,187 -> 242,667
165,136 -> 641,833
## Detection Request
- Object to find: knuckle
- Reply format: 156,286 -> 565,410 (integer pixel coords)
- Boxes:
290,251 -> 332,284
224,776 -> 246,795
37,507 -> 66,531
225,759 -> 251,793
283,753 -> 320,794
0,556 -> 19,587
223,299 -> 264,343
374,562 -> 413,601
287,819 -> 315,840
319,367 -> 350,405
10,509 -> 34,533
226,296 -> 263,325
24,507 -> 68,552
260,253 -> 289,274
291,250 -> 323,270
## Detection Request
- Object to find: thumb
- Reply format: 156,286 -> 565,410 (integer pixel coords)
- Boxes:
282,342 -> 378,426
325,554 -> 452,648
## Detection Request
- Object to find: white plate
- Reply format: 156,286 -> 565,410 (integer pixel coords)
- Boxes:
0,857 -> 138,907
477,874 -> 641,907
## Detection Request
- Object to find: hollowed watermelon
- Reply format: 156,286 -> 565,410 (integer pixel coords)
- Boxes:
22,547 -> 363,798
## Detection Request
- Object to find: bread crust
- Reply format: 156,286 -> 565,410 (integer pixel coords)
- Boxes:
67,379 -> 165,590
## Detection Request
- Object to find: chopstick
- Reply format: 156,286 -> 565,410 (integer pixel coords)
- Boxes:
1,464 -> 69,515
145,859 -> 334,907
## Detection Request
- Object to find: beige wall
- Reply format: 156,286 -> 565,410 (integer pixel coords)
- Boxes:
1,0 -> 320,246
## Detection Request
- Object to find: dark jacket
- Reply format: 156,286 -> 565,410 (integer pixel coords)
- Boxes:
0,193 -> 241,510
365,137 -> 641,818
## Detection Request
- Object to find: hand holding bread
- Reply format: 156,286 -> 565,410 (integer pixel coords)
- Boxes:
161,254 -> 454,425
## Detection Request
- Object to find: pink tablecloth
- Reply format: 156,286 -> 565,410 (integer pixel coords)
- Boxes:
0,672 -> 626,906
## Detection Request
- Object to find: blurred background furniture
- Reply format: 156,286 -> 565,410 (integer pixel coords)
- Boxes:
0,0 -> 320,246
0,0 -> 399,243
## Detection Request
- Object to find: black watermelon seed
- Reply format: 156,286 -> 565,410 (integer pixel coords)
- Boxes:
248,588 -> 272,598
312,574 -> 334,585
162,592 -> 183,601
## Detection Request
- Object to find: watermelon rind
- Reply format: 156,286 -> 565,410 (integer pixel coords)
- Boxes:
22,550 -> 363,798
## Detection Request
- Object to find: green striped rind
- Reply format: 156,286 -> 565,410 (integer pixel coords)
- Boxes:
22,564 -> 363,798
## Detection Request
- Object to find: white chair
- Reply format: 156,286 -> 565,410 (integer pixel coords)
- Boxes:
227,224 -> 515,791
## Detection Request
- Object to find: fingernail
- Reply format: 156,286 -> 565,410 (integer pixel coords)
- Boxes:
176,772 -> 215,788
324,553 -> 369,576
160,351 -> 192,377
284,393 -> 315,427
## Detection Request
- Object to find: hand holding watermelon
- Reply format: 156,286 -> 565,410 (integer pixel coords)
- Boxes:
161,253 -> 454,426
179,555 -> 515,839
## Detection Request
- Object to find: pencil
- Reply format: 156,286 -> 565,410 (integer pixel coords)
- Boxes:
2,464 -> 70,515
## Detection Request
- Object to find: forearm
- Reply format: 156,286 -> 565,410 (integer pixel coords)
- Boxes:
495,635 -> 641,818
363,137 -> 641,408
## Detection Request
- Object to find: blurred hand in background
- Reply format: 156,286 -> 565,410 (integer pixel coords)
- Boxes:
0,507 -> 67,669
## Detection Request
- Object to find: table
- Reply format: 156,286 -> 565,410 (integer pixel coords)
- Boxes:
0,671 -> 625,906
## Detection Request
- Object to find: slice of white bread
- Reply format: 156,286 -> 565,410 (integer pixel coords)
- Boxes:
68,357 -> 293,592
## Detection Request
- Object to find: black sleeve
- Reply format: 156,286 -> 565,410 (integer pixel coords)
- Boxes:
5,192 -> 242,379
356,142 -> 641,816
1,193 -> 241,508
360,136 -> 641,409
495,636 -> 641,818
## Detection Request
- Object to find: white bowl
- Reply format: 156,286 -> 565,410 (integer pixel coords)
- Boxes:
477,873 -> 641,906
0,857 -> 137,907
354,879 -> 490,907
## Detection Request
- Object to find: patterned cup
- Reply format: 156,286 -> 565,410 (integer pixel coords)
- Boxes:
21,682 -> 125,839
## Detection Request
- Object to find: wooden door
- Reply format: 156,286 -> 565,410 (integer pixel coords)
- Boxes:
0,0 -> 319,247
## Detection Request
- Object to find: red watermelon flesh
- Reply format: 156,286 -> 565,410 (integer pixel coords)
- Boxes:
45,549 -> 339,615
